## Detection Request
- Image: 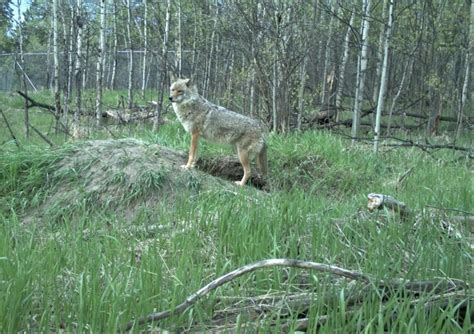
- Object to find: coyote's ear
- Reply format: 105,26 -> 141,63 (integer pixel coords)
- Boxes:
184,78 -> 192,87
169,72 -> 177,82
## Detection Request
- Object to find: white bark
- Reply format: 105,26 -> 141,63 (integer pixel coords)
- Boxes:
53,0 -> 61,131
17,0 -> 29,138
175,0 -> 182,77
321,0 -> 338,105
126,0 -> 134,108
141,0 -> 148,93
374,0 -> 393,154
95,0 -> 106,125
352,0 -> 372,144
272,55 -> 278,133
335,11 -> 355,122
457,54 -> 470,139
153,0 -> 171,131
387,58 -> 412,134
110,1 -> 118,90
63,3 -> 76,128
204,1 -> 218,97
74,0 -> 83,132
297,56 -> 307,131
456,1 -> 473,139
372,0 -> 387,107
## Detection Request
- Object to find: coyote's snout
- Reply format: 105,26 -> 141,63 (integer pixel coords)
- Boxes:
170,78 -> 268,186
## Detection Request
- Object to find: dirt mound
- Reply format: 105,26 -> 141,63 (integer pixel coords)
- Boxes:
25,139 -> 234,223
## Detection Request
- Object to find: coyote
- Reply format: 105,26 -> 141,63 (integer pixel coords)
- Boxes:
169,78 -> 268,186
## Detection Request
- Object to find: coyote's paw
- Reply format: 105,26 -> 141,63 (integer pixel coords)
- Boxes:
180,164 -> 194,170
234,180 -> 245,186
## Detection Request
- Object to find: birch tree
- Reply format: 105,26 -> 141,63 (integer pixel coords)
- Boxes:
141,0 -> 148,94
109,1 -> 118,90
387,58 -> 413,135
95,0 -> 106,125
374,0 -> 393,154
321,0 -> 338,105
16,0 -> 28,137
125,0 -> 133,108
175,0 -> 182,78
372,0 -> 387,108
456,0 -> 473,139
73,0 -> 84,134
153,0 -> 171,131
53,0 -> 61,132
63,3 -> 77,128
352,0 -> 372,144
335,11 -> 355,122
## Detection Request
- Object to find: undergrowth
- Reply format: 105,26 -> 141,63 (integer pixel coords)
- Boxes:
0,102 -> 472,332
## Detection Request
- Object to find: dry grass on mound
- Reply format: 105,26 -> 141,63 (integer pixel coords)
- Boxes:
23,138 -> 244,223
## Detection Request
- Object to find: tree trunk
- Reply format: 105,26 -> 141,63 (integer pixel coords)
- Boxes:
73,0 -> 83,135
374,0 -> 393,154
53,0 -> 61,133
272,6 -> 280,133
46,27 -> 52,90
82,33 -> 90,89
335,11 -> 355,122
175,0 -> 182,78
110,1 -> 118,90
387,58 -> 412,135
126,0 -> 134,109
95,0 -> 106,126
456,1 -> 473,139
297,56 -> 307,131
352,0 -> 372,144
141,0 -> 148,94
471,0 -> 474,104
204,1 -> 218,97
64,3 -> 77,130
372,0 -> 387,109
321,0 -> 338,105
153,0 -> 171,132
17,0 -> 29,138
456,54 -> 470,139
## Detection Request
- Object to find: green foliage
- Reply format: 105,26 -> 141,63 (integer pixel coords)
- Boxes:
0,0 -> 14,52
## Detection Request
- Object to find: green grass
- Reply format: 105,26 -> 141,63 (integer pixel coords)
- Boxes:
0,91 -> 472,332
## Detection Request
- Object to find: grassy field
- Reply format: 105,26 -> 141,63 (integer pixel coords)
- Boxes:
0,91 -> 473,332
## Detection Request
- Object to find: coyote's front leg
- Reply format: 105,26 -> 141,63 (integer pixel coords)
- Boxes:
182,131 -> 200,169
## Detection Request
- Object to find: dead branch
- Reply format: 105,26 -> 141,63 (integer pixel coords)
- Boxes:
335,132 -> 472,157
321,118 -> 422,130
123,258 -> 468,331
384,141 -> 472,153
17,90 -> 57,113
0,109 -> 20,147
123,259 -> 371,331
30,124 -> 55,147
16,91 -> 71,137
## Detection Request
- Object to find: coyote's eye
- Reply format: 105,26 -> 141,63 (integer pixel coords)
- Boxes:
177,90 -> 183,94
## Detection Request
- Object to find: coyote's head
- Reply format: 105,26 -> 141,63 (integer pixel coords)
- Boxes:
169,78 -> 196,104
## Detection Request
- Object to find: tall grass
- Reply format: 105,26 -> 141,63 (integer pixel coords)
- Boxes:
0,91 -> 472,332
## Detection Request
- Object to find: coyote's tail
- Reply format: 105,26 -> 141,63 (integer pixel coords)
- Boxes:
256,142 -> 268,177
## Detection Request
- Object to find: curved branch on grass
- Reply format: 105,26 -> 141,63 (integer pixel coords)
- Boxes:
123,259 -> 374,331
